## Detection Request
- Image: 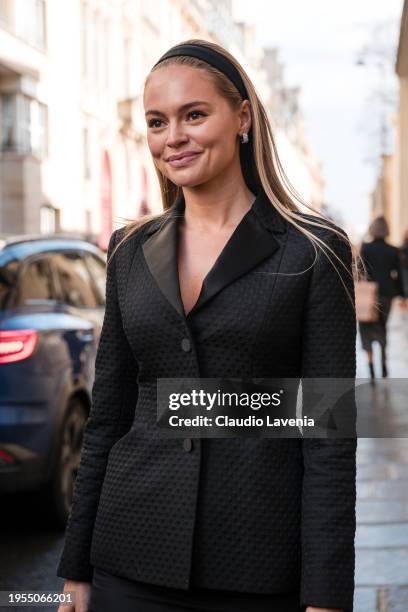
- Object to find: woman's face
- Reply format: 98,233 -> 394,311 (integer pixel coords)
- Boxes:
143,64 -> 251,188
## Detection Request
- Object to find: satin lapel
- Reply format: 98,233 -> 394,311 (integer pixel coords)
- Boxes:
142,207 -> 185,319
141,187 -> 286,320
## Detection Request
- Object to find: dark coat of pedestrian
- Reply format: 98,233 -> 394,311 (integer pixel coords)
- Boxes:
358,216 -> 403,378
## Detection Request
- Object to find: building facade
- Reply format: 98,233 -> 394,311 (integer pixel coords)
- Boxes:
392,0 -> 408,245
0,0 -> 324,248
261,47 -> 325,211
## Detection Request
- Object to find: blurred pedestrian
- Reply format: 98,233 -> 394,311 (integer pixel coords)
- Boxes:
400,229 -> 408,307
359,216 -> 404,379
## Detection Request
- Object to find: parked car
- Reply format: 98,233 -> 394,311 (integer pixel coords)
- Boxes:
0,233 -> 107,527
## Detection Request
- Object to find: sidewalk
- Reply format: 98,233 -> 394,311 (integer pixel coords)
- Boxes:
354,302 -> 408,611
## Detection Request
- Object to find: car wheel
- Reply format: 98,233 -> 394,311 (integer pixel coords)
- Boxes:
49,398 -> 88,528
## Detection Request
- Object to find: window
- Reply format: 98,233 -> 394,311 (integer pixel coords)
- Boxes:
51,251 -> 99,308
18,94 -> 31,152
85,253 -> 106,306
125,144 -> 132,191
14,257 -> 54,307
31,100 -> 48,157
123,37 -> 131,97
1,94 -> 14,150
80,1 -> 89,77
0,0 -> 45,49
1,93 -> 48,157
83,126 -> 91,178
95,12 -> 103,92
92,12 -> 98,90
85,209 -> 92,234
36,0 -> 46,49
80,3 -> 111,93
103,19 -> 110,91
0,259 -> 20,310
15,0 -> 46,50
40,205 -> 57,234
0,0 -> 14,29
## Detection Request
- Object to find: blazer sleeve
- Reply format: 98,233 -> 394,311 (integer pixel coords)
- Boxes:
300,229 -> 357,612
57,228 -> 139,582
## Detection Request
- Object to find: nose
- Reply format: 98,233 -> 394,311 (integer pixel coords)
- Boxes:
166,121 -> 188,147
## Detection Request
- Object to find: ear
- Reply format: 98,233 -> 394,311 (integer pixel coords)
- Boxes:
238,99 -> 252,135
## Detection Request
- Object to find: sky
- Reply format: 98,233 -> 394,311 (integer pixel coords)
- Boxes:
232,0 -> 404,240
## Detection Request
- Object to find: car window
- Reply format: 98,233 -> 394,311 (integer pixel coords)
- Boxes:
85,254 -> 106,306
51,251 -> 99,308
14,257 -> 54,307
0,259 -> 20,310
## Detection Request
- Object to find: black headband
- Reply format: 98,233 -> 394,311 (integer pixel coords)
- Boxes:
153,43 -> 248,100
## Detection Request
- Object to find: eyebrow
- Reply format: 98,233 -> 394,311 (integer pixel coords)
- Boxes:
145,100 -> 211,117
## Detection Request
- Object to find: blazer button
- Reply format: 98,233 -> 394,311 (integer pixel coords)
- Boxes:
181,338 -> 191,352
183,438 -> 193,452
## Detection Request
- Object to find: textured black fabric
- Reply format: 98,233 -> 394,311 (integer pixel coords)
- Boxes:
89,567 -> 307,612
57,190 -> 357,612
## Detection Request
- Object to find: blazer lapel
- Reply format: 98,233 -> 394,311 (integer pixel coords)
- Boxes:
141,186 -> 287,320
141,198 -> 184,318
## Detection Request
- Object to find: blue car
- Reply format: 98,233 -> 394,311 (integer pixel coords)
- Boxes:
0,234 -> 107,527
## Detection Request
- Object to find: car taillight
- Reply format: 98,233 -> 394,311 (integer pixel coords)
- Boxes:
0,449 -> 15,464
0,329 -> 38,364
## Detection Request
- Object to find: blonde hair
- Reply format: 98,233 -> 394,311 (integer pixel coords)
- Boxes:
111,38 -> 361,307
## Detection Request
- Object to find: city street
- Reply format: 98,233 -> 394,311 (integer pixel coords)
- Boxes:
0,304 -> 407,611
355,302 -> 408,611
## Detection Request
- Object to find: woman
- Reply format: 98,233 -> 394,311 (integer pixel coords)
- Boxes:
57,40 -> 357,612
358,216 -> 403,379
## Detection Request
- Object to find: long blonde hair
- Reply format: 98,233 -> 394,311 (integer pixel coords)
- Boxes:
111,39 -> 360,306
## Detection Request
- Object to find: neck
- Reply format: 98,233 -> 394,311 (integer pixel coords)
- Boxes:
180,168 -> 256,232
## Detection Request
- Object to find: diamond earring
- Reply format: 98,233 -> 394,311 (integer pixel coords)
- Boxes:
240,132 -> 249,144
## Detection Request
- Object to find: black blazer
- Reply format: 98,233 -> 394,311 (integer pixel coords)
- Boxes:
361,238 -> 404,297
57,187 -> 357,611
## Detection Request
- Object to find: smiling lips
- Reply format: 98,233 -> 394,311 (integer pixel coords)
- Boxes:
166,151 -> 203,167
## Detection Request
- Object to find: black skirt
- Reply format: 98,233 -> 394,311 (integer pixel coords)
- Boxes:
358,294 -> 393,351
89,567 -> 306,612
